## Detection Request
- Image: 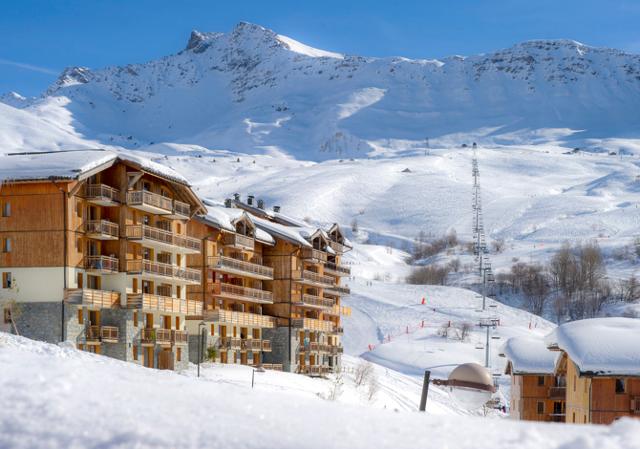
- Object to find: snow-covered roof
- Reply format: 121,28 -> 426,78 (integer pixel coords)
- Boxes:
0,149 -> 190,185
545,317 -> 640,376
251,215 -> 312,248
198,201 -> 274,245
500,336 -> 559,375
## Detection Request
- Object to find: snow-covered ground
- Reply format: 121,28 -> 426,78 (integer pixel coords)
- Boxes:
2,332 -> 640,449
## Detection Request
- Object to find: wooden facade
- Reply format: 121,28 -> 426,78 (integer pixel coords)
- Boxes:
1,152 -> 205,370
505,364 -> 566,422
186,213 -> 275,366
556,352 -> 640,424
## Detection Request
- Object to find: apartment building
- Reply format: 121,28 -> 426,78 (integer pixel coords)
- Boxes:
231,196 -> 351,375
500,336 -> 566,422
546,318 -> 640,424
185,204 -> 277,367
0,149 -> 205,370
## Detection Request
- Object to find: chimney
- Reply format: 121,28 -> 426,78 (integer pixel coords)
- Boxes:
257,199 -> 264,209
247,195 -> 254,206
233,193 -> 240,201
273,205 -> 281,213
224,198 -> 232,208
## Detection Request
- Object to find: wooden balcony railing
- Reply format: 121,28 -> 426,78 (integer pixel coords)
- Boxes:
299,294 -> 334,309
261,363 -> 283,371
172,200 -> 190,218
85,184 -> 120,204
329,240 -> 350,254
64,288 -> 120,308
203,309 -> 275,328
329,345 -> 344,355
325,284 -> 351,296
262,340 -> 272,352
323,262 -> 351,276
126,225 -> 201,252
294,270 -> 334,287
126,259 -> 201,283
291,318 -> 335,333
156,329 -> 172,344
222,233 -> 255,251
220,337 -> 242,350
213,283 -> 273,304
301,248 -> 328,263
85,325 -> 101,342
100,326 -> 119,343
548,387 -> 566,399
85,220 -> 119,239
242,339 -> 262,351
127,293 -> 196,314
127,190 -> 172,212
140,328 -> 156,344
84,255 -> 119,273
171,330 -> 188,345
208,256 -> 273,279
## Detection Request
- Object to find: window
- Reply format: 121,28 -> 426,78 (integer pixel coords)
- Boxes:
537,376 -> 545,386
133,311 -> 138,327
77,310 -> 84,325
4,308 -> 11,324
616,378 -> 626,394
573,376 -> 576,392
77,344 -> 84,351
572,412 -> 576,423
176,347 -> 182,362
133,345 -> 138,361
2,202 -> 10,217
175,316 -> 180,329
2,238 -> 11,253
537,401 -> 544,415
2,272 -> 12,289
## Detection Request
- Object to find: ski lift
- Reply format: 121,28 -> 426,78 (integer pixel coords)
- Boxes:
475,343 -> 484,349
491,335 -> 501,340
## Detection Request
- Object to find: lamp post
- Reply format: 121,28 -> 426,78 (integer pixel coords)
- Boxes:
197,322 -> 206,378
252,365 -> 266,388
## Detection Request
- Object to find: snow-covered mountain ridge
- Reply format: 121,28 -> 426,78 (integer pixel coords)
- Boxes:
3,22 -> 640,159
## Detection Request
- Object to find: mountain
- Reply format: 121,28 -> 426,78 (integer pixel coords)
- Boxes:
2,22 -> 640,159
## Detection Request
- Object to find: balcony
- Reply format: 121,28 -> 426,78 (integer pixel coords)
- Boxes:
262,340 -> 272,352
297,294 -> 334,310
291,317 -> 335,333
126,190 -> 173,214
126,225 -> 201,254
85,220 -> 119,240
171,330 -> 188,345
85,184 -> 120,207
548,387 -> 566,399
85,325 -> 119,343
293,270 -> 334,288
301,248 -> 327,264
261,363 -> 283,371
329,345 -> 344,355
241,339 -> 263,351
127,293 -> 201,315
203,309 -> 275,328
324,305 -> 351,317
300,365 -> 324,376
323,262 -> 351,277
324,284 -> 351,296
212,283 -> 273,305
222,233 -> 255,251
84,255 -> 119,274
220,337 -> 242,350
166,200 -> 190,220
64,288 -> 120,308
126,259 -> 201,284
329,240 -> 350,254
207,256 -> 273,280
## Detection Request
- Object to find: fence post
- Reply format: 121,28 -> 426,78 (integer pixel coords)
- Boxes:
419,370 -> 431,412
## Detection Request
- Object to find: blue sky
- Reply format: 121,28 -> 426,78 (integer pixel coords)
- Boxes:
1,0 -> 639,96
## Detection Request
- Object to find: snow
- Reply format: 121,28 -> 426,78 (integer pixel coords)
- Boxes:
276,34 -> 344,59
2,332 -> 640,449
544,317 -> 640,376
0,148 -> 189,185
198,202 -> 275,245
500,336 -> 559,375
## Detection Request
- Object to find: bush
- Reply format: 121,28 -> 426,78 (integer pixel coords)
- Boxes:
206,346 -> 218,361
406,265 -> 450,285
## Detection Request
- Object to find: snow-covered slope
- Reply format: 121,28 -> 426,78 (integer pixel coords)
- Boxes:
2,332 -> 640,449
3,22 -> 640,158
